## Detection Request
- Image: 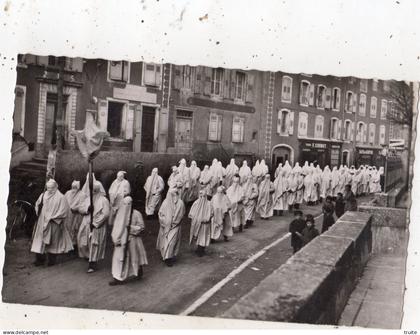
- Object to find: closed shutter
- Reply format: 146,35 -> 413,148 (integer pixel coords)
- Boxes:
351,122 -> 355,141
173,65 -> 182,89
229,70 -> 237,99
288,111 -> 294,135
232,117 -> 241,142
335,89 -> 341,110
330,119 -> 334,138
125,104 -> 135,140
223,69 -> 231,98
24,54 -> 36,64
209,113 -> 222,141
309,84 -> 315,106
338,119 -> 342,140
352,93 -> 358,113
245,73 -> 255,103
37,56 -> 49,66
325,87 -> 332,109
194,66 -> 203,94
98,99 -> 108,131
155,64 -> 162,87
203,67 -> 212,96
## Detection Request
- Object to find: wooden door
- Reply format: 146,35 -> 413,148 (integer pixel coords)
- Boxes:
141,106 -> 156,152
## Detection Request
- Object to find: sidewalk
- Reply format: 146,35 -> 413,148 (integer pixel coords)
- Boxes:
338,252 -> 406,329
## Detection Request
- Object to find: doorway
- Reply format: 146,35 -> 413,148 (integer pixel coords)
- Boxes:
107,101 -> 125,138
45,93 -> 68,152
141,106 -> 156,152
272,145 -> 292,167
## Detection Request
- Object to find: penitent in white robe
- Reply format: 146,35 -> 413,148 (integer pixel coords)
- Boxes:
64,188 -> 85,246
242,180 -> 259,221
210,192 -> 231,239
77,194 -> 110,262
111,202 -> 148,281
273,173 -> 287,210
189,196 -> 213,247
226,183 -> 245,228
144,173 -> 165,216
31,190 -> 73,255
257,179 -> 274,218
157,193 -> 186,260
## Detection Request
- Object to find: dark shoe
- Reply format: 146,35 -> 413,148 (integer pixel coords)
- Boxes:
244,221 -> 250,229
164,259 -> 173,267
109,279 -> 124,286
47,254 -> 57,266
223,235 -> 229,242
33,254 -> 46,267
239,225 -> 243,232
137,266 -> 143,279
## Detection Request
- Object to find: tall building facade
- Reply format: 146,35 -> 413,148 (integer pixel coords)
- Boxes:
11,55 -> 406,175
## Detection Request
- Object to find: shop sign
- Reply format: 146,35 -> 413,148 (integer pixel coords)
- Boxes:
303,142 -> 327,149
359,149 -> 374,155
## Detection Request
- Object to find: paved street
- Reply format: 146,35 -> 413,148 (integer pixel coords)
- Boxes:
2,196 -> 372,317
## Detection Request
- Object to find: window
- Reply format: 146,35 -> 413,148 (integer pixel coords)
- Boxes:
359,94 -> 367,116
370,97 -> 377,118
182,66 -> 194,89
277,109 -> 294,136
208,113 -> 222,141
344,120 -> 352,141
389,122 -> 395,139
372,79 -> 378,91
369,123 -> 376,144
143,63 -> 162,86
281,76 -> 292,103
345,91 -> 354,113
360,79 -> 368,93
235,71 -> 246,101
383,81 -> 390,92
299,81 -> 310,106
232,117 -> 245,143
332,87 -> 341,110
356,122 -> 367,143
175,110 -> 193,149
109,61 -> 129,82
298,112 -> 308,137
330,118 -> 340,140
316,85 -> 326,108
211,68 -> 224,96
314,115 -> 324,138
381,99 -> 387,120
379,125 -> 386,145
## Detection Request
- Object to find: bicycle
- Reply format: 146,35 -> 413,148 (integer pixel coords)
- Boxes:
6,199 -> 37,242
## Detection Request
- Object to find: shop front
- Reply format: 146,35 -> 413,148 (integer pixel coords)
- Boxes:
355,147 -> 385,168
298,139 -> 342,168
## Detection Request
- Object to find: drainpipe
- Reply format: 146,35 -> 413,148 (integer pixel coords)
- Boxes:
55,57 -> 65,150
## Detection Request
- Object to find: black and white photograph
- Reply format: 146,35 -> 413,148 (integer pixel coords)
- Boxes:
1,0 -> 420,332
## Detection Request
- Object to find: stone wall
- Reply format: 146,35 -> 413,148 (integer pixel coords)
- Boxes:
222,211 -> 372,325
358,205 -> 408,254
55,150 -> 188,201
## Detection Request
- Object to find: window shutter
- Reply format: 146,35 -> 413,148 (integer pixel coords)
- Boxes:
299,83 -> 304,104
194,66 -> 202,94
309,84 -> 315,106
24,54 -> 36,64
123,61 -> 130,82
98,99 -> 108,131
351,122 -> 355,141
277,110 -> 281,134
203,67 -> 212,96
229,70 -> 237,99
338,119 -> 342,140
352,93 -> 358,113
125,104 -> 135,140
325,87 -> 332,109
37,56 -> 49,66
173,65 -> 183,90
288,111 -> 294,135
232,117 -> 240,142
223,69 -> 231,98
208,113 -> 218,141
245,73 -> 255,103
217,115 -> 222,140
156,64 -> 162,86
